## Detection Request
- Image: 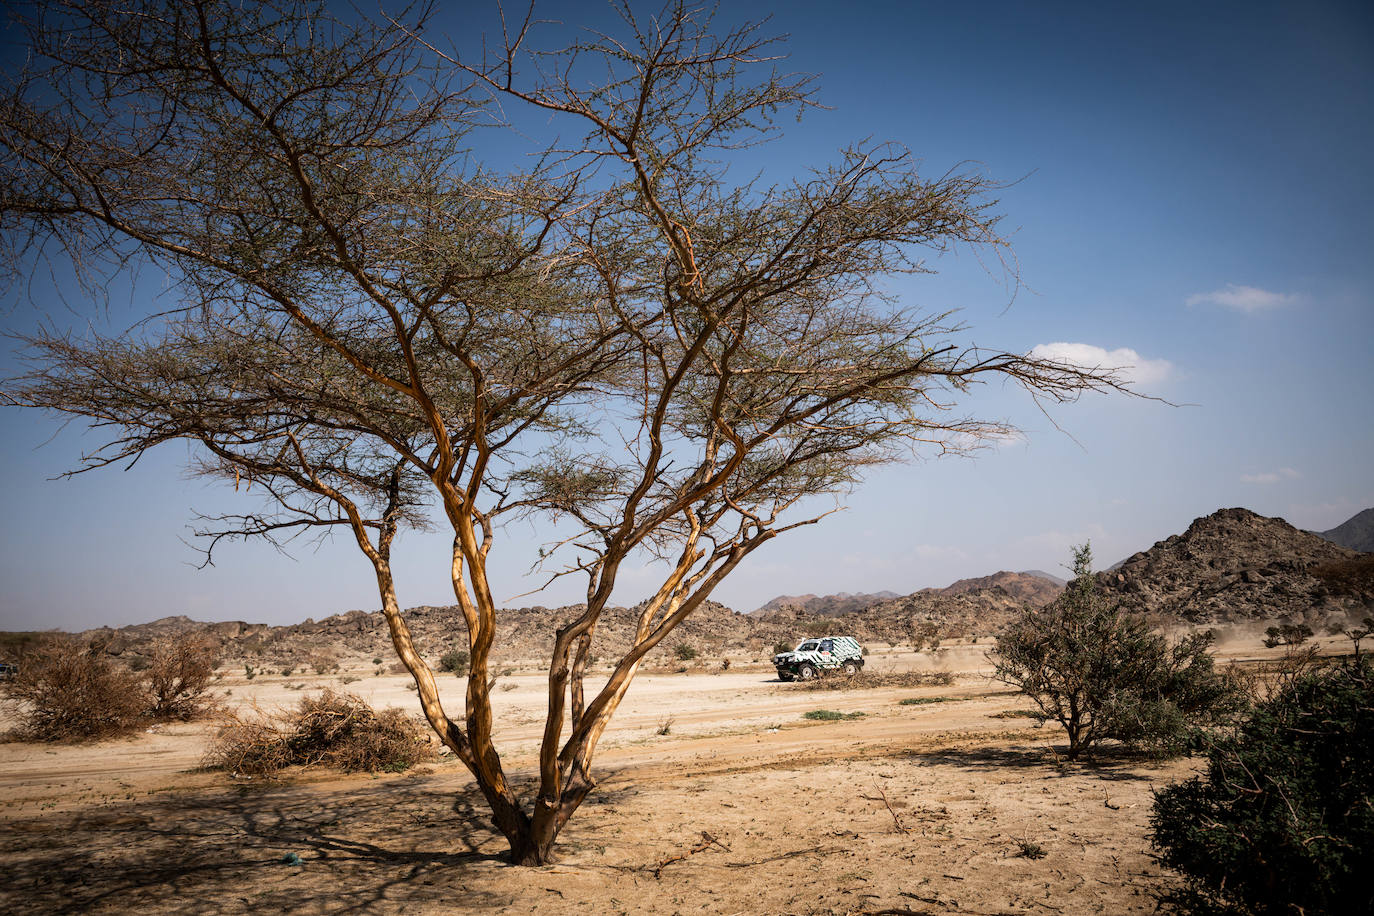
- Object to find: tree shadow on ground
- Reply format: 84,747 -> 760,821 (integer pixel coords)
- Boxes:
0,769 -> 635,915
913,743 -> 1166,782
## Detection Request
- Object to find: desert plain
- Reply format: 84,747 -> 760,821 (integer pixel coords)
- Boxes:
2,635 -> 1321,916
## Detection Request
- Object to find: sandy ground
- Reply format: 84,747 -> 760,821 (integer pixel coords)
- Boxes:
0,645 -> 1216,915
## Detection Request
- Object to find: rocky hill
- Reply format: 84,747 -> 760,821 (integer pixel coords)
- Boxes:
754,571 -> 1061,619
1315,507 -> 1374,552
924,571 -> 1062,607
1096,507 -> 1373,624
80,600 -> 783,670
751,591 -> 899,617
49,507 -> 1374,670
78,573 -> 1057,669
751,582 -> 1046,646
1019,569 -> 1068,587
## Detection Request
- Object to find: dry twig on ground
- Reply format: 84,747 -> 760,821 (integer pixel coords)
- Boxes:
651,831 -> 731,878
862,783 -> 911,835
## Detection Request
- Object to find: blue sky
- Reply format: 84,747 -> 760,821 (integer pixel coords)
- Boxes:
1,0 -> 1371,631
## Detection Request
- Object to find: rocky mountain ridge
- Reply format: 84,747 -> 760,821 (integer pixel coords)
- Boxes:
753,570 -> 1062,618
924,571 -> 1063,607
751,590 -> 899,617
1096,507 -> 1372,623
24,506 -> 1372,668
1314,507 -> 1374,553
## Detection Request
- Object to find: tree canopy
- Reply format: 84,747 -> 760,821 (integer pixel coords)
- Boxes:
0,0 -> 1130,863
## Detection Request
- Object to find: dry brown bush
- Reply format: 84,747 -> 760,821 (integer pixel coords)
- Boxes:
145,637 -> 219,721
795,670 -> 955,691
1235,644 -> 1332,703
1,635 -> 149,740
307,651 -> 340,675
204,689 -> 434,776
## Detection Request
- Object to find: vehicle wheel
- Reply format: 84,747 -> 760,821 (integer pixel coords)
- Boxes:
778,670 -> 794,682
797,663 -> 818,681
841,661 -> 859,676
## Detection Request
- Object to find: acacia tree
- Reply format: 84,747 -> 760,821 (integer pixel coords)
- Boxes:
0,0 -> 1129,863
994,545 -> 1244,760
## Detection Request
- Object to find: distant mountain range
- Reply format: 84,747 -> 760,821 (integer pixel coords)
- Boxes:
751,590 -> 901,617
751,571 -> 1063,618
1314,507 -> 1374,553
20,505 -> 1372,667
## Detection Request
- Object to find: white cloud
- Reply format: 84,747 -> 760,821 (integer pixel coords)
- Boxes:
1240,468 -> 1301,485
1186,284 -> 1298,313
910,543 -> 970,563
1029,342 -> 1173,386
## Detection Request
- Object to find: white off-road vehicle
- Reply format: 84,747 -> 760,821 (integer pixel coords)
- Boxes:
772,636 -> 864,681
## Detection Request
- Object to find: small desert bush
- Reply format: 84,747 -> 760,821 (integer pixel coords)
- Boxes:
802,709 -> 865,721
1151,656 -> 1374,916
1262,622 -> 1313,648
673,643 -> 697,661
909,620 -> 941,650
1,635 -> 149,740
1346,616 -> 1374,656
308,651 -> 340,675
1235,644 -> 1328,704
899,696 -> 953,706
205,689 -> 434,776
145,637 -> 219,721
438,649 -> 469,676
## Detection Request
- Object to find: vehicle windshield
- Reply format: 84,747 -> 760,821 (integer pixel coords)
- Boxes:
797,641 -> 818,652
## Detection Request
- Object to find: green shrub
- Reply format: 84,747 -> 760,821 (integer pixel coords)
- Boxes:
802,709 -> 864,721
673,644 -> 697,661
1151,657 -> 1373,915
1262,622 -> 1313,649
438,649 -> 469,676
994,544 -> 1245,760
899,696 -> 951,706
1347,615 -> 1374,656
